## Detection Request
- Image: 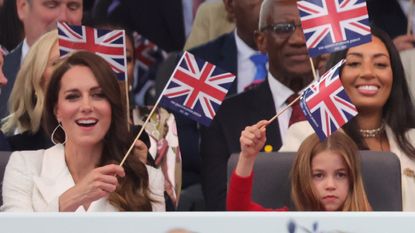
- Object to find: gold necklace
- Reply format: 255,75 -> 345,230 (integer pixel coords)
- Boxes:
359,123 -> 385,138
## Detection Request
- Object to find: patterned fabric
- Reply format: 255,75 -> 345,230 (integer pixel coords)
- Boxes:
133,106 -> 182,208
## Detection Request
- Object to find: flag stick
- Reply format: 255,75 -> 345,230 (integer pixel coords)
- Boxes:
267,58 -> 316,125
309,57 -> 319,81
267,94 -> 302,125
122,30 -> 130,131
119,68 -> 176,167
408,0 -> 414,35
125,79 -> 130,131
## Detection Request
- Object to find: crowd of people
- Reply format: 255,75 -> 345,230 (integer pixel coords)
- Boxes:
0,0 -> 414,212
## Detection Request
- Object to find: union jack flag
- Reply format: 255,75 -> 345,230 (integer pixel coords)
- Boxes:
300,59 -> 358,140
133,32 -> 167,105
160,51 -> 236,126
297,0 -> 371,57
57,22 -> 127,81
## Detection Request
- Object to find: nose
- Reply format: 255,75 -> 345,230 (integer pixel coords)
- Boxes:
359,60 -> 375,79
57,7 -> 70,23
80,96 -> 93,113
325,176 -> 336,190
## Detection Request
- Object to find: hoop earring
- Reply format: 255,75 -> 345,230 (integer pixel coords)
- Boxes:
51,122 -> 67,145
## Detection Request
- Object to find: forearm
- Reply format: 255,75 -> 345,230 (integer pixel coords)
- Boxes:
59,187 -> 84,212
235,153 -> 255,177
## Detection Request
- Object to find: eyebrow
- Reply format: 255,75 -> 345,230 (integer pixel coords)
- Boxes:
346,52 -> 390,59
63,86 -> 101,93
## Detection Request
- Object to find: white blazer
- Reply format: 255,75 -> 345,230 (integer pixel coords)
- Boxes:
1,144 -> 165,212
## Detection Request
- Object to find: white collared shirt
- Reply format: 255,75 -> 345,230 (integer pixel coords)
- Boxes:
267,71 -> 295,142
234,30 -> 259,93
21,39 -> 29,64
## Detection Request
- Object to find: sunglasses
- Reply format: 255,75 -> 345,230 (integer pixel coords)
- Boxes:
260,22 -> 302,38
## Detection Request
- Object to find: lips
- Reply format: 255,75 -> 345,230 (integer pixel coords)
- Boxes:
356,84 -> 380,95
323,195 -> 338,201
286,52 -> 309,61
75,118 -> 98,127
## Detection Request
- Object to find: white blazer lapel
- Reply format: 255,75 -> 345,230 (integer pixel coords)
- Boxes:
33,144 -> 75,206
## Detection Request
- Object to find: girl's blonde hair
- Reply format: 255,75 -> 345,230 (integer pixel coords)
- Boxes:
291,131 -> 372,211
2,30 -> 58,134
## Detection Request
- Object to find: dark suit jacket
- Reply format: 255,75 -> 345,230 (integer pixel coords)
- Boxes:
1,43 -> 22,119
0,131 -> 10,151
200,81 -> 283,211
367,0 -> 406,39
104,0 -> 186,52
7,130 -> 53,152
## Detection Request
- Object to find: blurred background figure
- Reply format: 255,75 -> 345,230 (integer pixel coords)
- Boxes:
0,46 -> 10,151
1,30 -> 58,151
184,1 -> 235,50
1,0 -> 83,119
0,0 -> 24,52
367,0 -> 415,52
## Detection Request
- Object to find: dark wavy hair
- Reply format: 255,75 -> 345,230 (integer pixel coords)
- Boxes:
325,26 -> 415,159
43,51 -> 153,211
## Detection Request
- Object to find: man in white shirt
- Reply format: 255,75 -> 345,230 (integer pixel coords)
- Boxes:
200,0 -> 314,210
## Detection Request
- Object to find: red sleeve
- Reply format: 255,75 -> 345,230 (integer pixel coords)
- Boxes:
226,171 -> 288,211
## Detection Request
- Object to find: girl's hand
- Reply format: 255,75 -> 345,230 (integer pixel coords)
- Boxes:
239,120 -> 268,159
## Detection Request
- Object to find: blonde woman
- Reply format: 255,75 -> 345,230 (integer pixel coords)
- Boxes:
1,30 -> 59,151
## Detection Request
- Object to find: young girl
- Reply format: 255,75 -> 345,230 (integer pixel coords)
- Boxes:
227,120 -> 372,211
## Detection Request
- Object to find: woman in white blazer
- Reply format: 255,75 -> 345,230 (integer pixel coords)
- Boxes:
1,51 -> 165,212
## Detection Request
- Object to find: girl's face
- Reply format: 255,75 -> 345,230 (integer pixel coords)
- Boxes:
341,36 -> 393,114
311,150 -> 350,211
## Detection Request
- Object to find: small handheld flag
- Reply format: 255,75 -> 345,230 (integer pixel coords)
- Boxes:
57,22 -> 127,81
159,51 -> 236,126
300,59 -> 358,140
297,0 -> 371,57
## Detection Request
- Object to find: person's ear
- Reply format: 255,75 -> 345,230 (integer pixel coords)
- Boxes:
54,106 -> 61,123
254,30 -> 267,53
223,0 -> 235,21
16,0 -> 29,22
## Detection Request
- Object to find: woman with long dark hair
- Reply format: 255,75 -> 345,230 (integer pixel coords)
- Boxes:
281,27 -> 415,211
1,51 -> 165,211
